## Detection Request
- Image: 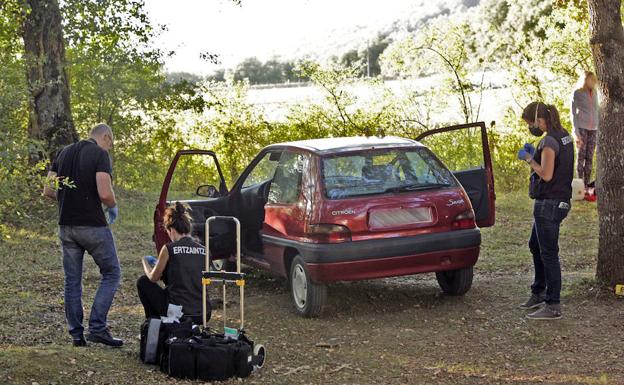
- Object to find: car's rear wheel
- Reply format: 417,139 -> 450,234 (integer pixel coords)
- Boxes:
435,266 -> 474,295
289,255 -> 326,318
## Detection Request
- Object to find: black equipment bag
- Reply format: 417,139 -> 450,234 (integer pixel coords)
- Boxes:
163,337 -> 197,379
140,317 -> 193,364
195,332 -> 253,381
160,332 -> 255,381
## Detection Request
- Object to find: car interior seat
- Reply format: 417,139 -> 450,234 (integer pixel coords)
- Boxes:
362,164 -> 395,182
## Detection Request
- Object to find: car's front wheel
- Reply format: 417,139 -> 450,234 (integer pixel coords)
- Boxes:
289,255 -> 326,318
435,266 -> 474,295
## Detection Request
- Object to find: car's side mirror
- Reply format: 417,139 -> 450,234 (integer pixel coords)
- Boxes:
196,184 -> 219,198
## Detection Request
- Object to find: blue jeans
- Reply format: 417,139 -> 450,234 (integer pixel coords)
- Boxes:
529,199 -> 570,304
59,226 -> 121,337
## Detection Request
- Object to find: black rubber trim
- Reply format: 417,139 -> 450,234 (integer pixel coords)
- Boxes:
202,271 -> 245,280
262,228 -> 481,264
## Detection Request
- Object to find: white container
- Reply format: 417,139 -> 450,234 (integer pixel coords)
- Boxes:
572,178 -> 585,201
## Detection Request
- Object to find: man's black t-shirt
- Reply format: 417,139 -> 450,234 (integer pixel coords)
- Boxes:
51,139 -> 112,226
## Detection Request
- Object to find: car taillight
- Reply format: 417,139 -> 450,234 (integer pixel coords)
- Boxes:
452,209 -> 476,230
306,224 -> 352,243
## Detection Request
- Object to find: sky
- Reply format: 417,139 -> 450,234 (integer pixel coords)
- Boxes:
144,0 -> 416,75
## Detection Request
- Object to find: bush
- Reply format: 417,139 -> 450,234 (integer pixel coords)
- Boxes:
0,132 -> 55,236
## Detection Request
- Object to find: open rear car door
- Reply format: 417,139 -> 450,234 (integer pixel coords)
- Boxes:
153,149 -> 229,252
416,121 -> 496,227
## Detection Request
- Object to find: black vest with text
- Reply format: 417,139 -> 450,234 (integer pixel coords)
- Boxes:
531,129 -> 574,200
165,237 -> 210,317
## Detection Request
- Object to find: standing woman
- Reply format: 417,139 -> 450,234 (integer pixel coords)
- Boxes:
517,102 -> 574,320
570,71 -> 599,192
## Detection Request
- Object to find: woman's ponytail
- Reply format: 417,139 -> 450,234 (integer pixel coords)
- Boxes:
163,201 -> 192,234
545,104 -> 564,132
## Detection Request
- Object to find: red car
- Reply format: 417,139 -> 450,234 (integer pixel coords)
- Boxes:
154,122 -> 495,317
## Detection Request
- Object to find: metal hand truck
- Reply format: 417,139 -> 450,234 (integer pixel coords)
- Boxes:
202,216 -> 265,369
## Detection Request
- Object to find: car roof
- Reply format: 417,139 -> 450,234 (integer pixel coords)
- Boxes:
267,136 -> 423,155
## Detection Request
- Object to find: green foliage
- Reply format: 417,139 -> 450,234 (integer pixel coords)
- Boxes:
381,19 -> 484,124
488,126 -> 533,192
179,61 -> 529,193
167,153 -> 223,201
0,0 -> 27,134
479,0 -> 592,128
232,57 -> 304,85
0,130 -> 52,230
193,77 -> 272,182
0,0 -> 48,233
288,60 -> 436,139
58,0 -> 212,188
339,33 -> 391,77
62,0 -> 204,130
0,0 -> 611,209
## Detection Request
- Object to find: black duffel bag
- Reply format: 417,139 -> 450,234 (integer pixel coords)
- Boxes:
140,317 -> 194,365
160,331 -> 257,381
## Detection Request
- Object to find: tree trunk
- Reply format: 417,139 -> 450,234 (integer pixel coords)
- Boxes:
21,0 -> 77,162
587,0 -> 624,287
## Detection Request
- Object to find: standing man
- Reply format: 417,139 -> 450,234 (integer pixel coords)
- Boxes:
43,123 -> 123,347
570,71 -> 600,193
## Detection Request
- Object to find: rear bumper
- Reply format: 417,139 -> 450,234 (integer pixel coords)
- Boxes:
306,246 -> 479,282
263,228 -> 481,282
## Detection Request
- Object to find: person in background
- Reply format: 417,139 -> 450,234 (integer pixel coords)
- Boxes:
137,202 -> 210,324
43,123 -> 123,347
570,71 -> 599,193
517,102 -> 574,320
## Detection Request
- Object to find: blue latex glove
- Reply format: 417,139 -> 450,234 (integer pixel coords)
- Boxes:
517,148 -> 531,161
524,143 -> 536,157
144,255 -> 157,267
105,205 -> 119,225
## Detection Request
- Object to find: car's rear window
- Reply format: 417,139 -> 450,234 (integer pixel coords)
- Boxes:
322,147 -> 457,199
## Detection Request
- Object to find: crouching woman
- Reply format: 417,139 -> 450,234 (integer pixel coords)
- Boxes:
517,102 -> 574,320
137,202 -> 210,323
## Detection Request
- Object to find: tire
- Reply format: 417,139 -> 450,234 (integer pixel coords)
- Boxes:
289,255 -> 327,318
210,258 -> 237,272
252,344 -> 266,370
435,266 -> 474,296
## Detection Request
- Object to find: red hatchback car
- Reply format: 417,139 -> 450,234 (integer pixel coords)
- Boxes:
154,122 -> 495,317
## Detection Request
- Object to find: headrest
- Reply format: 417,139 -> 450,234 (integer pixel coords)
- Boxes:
362,164 -> 392,181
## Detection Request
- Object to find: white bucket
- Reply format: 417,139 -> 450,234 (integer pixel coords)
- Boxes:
572,178 -> 585,201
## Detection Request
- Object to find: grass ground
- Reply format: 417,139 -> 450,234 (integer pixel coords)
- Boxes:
1,190 -> 621,385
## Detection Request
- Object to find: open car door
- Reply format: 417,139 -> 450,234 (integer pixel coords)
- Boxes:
153,149 -> 229,252
416,121 -> 496,227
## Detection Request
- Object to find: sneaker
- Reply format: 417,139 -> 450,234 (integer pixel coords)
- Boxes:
86,328 -> 124,347
526,304 -> 562,320
72,335 -> 87,347
518,294 -> 545,310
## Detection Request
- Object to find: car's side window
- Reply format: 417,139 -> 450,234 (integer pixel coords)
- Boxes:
268,151 -> 305,204
242,151 -> 281,189
167,153 -> 223,201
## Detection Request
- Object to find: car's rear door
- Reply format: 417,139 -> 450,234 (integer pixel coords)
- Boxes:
154,149 -> 230,252
260,150 -> 311,273
416,121 -> 496,227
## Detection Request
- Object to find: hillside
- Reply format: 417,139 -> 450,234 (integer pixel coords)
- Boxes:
290,0 -> 481,62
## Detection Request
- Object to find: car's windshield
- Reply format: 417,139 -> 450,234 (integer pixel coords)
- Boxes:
322,147 -> 457,199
